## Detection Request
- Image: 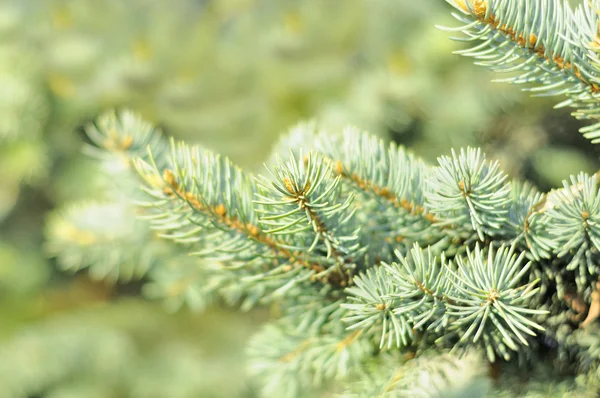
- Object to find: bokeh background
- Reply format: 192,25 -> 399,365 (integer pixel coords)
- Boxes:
0,0 -> 598,397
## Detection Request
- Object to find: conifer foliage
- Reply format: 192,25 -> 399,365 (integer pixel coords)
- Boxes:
46,0 -> 600,396
443,0 -> 600,143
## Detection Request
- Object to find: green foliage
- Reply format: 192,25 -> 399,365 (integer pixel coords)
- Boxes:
546,173 -> 600,292
340,350 -> 491,398
45,202 -> 156,282
6,0 -> 600,396
247,323 -> 372,397
427,148 -> 511,240
66,104 -> 600,395
314,127 -> 438,261
444,244 -> 543,359
0,300 -> 257,398
444,0 -> 600,143
344,243 -> 545,361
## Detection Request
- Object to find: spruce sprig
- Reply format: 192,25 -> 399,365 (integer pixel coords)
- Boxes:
443,0 -> 600,143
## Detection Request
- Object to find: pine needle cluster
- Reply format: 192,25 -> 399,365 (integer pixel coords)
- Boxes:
44,0 -> 600,396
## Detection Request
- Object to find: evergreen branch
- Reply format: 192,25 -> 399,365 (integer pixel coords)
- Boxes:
134,140 -> 268,262
342,244 -> 450,349
444,0 -> 600,143
545,172 -> 600,295
50,0 -> 600,392
78,110 -> 600,394
314,127 -> 442,262
506,181 -> 553,260
44,202 -> 159,282
84,110 -> 168,170
81,110 -> 174,210
317,127 -> 432,221
340,350 -> 490,398
281,286 -> 348,334
256,151 -> 365,286
343,243 -> 545,360
425,147 -> 511,241
134,141 -> 358,306
343,267 -> 415,349
247,324 -> 371,398
444,243 -> 546,361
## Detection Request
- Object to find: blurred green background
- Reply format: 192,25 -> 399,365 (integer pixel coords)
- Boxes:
0,0 -> 598,397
